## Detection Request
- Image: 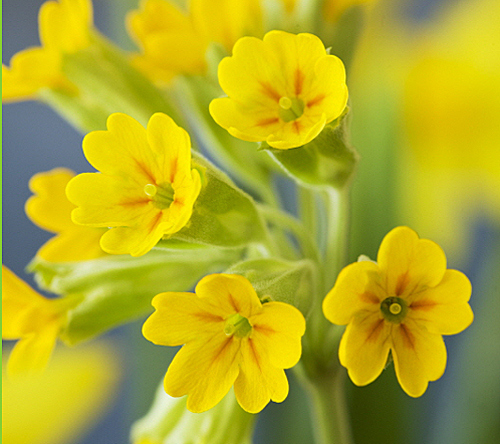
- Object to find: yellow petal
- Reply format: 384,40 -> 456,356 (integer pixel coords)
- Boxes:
377,226 -> 447,297
195,273 -> 263,318
2,48 -> 67,102
36,228 -> 106,262
323,260 -> 384,325
168,169 -> 202,234
67,173 -> 149,227
265,113 -> 327,149
233,338 -> 289,413
143,291 -> 223,346
338,311 -> 391,386
82,113 -> 154,181
2,266 -> 53,338
7,322 -> 60,376
408,269 -> 474,335
250,301 -> 305,369
25,168 -> 76,233
391,319 -> 447,397
39,0 -> 92,53
164,335 -> 240,412
146,112 -> 193,184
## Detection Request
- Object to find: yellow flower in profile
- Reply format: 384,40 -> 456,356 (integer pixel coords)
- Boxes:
323,226 -> 474,397
3,342 -> 120,444
1,266 -> 77,376
2,0 -> 93,102
26,168 -> 106,262
127,0 -> 262,84
209,30 -> 348,149
143,273 -> 306,413
66,112 -> 202,257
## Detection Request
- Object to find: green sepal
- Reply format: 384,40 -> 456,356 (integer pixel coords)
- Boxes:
263,109 -> 358,190
131,383 -> 255,444
29,248 -> 242,345
158,153 -> 268,249
225,258 -> 317,316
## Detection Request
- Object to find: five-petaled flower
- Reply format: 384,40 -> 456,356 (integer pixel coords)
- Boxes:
209,30 -> 348,149
322,226 -> 474,397
66,112 -> 202,257
2,0 -> 93,102
142,273 -> 306,413
1,266 -> 76,376
26,168 -> 106,262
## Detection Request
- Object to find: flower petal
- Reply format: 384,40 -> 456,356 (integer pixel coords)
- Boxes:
142,291 -> 223,347
82,113 -> 155,182
408,269 -> 473,335
7,322 -> 60,376
377,226 -> 447,297
164,335 -> 240,413
391,319 -> 447,397
338,311 -> 391,386
250,301 -> 305,369
25,168 -> 76,233
233,338 -> 289,413
195,274 -> 263,318
323,260 -> 383,325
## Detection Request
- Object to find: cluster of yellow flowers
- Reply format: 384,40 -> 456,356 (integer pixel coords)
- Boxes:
2,0 -> 474,443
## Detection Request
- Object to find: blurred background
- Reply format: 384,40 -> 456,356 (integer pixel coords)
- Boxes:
3,0 -> 500,443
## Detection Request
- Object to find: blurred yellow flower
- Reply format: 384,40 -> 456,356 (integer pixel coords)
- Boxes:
2,0 -> 93,102
66,112 -> 201,257
2,341 -> 120,444
323,226 -> 473,397
209,30 -> 348,149
26,168 -> 106,262
400,0 -> 500,255
143,273 -> 306,413
127,0 -> 262,85
1,266 -> 77,376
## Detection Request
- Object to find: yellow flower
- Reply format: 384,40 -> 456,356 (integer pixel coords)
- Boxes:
26,168 -> 106,262
322,226 -> 474,397
1,266 -> 77,376
127,0 -> 262,84
2,342 -> 120,444
2,0 -> 93,102
143,273 -> 306,413
66,112 -> 202,257
209,30 -> 348,149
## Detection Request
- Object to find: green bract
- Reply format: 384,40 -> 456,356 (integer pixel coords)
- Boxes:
29,248 -> 243,345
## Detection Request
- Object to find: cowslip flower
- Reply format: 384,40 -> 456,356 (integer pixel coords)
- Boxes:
26,168 -> 106,262
142,273 -> 306,413
209,30 -> 348,149
322,226 -> 474,397
66,112 -> 201,257
1,266 -> 76,375
127,0 -> 262,85
2,0 -> 93,102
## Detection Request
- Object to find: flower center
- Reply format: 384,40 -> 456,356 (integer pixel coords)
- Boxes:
380,297 -> 407,323
224,313 -> 252,338
278,96 -> 305,122
144,182 -> 175,210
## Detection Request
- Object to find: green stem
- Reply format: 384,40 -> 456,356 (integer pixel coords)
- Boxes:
258,204 -> 320,263
323,187 -> 350,292
301,366 -> 354,444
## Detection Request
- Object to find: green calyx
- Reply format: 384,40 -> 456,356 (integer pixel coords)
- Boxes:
144,182 -> 175,210
278,96 -> 305,122
224,314 -> 252,338
380,297 -> 408,323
